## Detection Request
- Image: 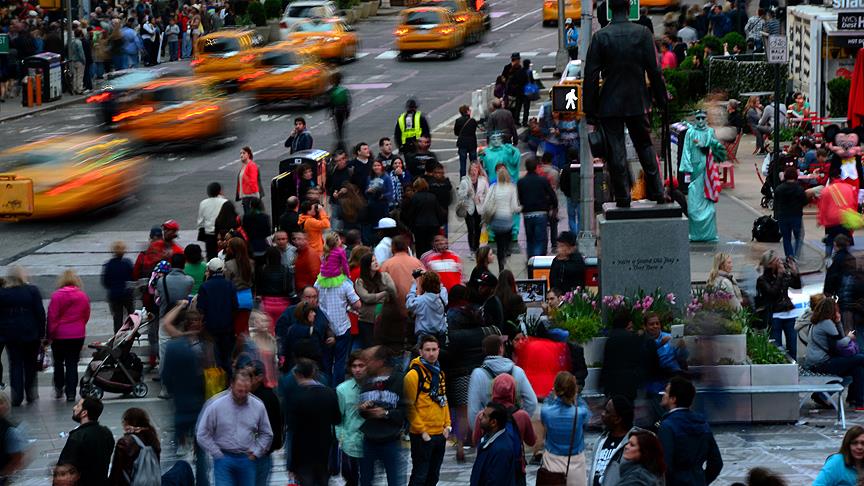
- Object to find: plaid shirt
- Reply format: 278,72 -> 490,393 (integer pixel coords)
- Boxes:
314,279 -> 360,336
389,172 -> 404,209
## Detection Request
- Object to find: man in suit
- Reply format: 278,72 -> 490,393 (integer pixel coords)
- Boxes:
584,0 -> 668,208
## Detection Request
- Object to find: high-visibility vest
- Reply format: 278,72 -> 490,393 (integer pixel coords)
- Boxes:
398,111 -> 422,145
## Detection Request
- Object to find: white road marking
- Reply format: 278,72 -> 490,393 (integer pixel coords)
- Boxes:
227,103 -> 259,116
490,11 -> 510,18
522,51 -> 539,57
357,52 -> 370,58
250,114 -> 291,122
492,8 -> 541,32
375,50 -> 399,59
476,53 -> 498,58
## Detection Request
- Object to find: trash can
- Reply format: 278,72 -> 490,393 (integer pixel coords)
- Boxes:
24,52 -> 62,102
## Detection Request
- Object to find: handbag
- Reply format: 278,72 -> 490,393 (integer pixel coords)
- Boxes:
524,81 -> 540,101
37,343 -> 52,372
535,398 -> 581,486
204,366 -> 226,399
836,338 -> 860,357
236,288 -> 253,310
481,185 -> 498,224
455,177 -> 471,218
588,125 -> 607,159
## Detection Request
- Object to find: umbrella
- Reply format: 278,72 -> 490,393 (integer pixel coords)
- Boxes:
848,48 -> 864,129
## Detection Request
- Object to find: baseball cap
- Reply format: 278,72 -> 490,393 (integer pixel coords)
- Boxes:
565,17 -> 573,24
557,231 -> 577,246
149,226 -> 163,238
207,258 -> 224,273
375,217 -> 397,230
511,52 -> 521,60
162,219 -> 180,231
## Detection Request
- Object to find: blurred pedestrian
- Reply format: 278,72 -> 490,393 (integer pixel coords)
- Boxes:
337,351 -> 367,486
47,270 -> 90,402
0,392 -> 27,484
276,290 -> 334,374
355,254 -> 396,350
358,346 -> 406,486
458,162 -> 489,254
197,258 -> 239,374
548,232 -> 586,293
198,182 -> 227,260
184,244 -> 207,295
404,178 -> 444,257
58,398 -> 115,486
258,247 -> 293,331
108,408 -> 162,486
0,267 -> 45,406
518,156 -> 557,261
242,197 -> 272,267
244,360 -> 283,486
102,241 -> 134,333
484,167 -> 521,272
454,105 -> 478,178
224,237 -> 255,335
329,73 -> 351,152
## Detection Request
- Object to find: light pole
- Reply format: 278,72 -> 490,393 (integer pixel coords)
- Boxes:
577,0 -> 595,256
66,0 -> 74,61
555,0 -> 567,75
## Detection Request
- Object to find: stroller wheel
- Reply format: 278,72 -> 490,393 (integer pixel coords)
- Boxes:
132,382 -> 148,399
88,386 -> 104,400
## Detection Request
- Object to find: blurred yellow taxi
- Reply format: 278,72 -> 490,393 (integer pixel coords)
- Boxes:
640,0 -> 678,8
0,136 -> 146,220
111,77 -> 228,144
543,0 -> 581,26
192,29 -> 267,87
394,7 -> 466,60
238,45 -> 333,104
419,0 -> 484,43
283,18 -> 359,63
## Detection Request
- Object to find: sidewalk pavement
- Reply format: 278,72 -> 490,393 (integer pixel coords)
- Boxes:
0,92 -> 88,124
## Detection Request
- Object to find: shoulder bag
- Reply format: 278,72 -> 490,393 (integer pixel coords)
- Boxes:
535,400 -> 580,486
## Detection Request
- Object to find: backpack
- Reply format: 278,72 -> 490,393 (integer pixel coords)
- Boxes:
127,434 -> 161,486
330,86 -> 349,108
752,215 -> 781,242
408,363 -> 446,404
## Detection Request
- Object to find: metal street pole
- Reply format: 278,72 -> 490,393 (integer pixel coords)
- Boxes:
555,0 -> 567,75
66,0 -> 74,61
773,63 -> 781,161
577,0 -> 595,256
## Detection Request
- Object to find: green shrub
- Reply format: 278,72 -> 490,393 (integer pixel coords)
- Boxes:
663,67 -> 706,115
701,35 -> 722,54
248,1 -> 267,26
264,0 -> 281,19
828,76 -> 851,118
687,42 -> 704,59
336,0 -> 353,9
721,32 -> 746,53
708,58 -> 786,99
232,0 -> 249,15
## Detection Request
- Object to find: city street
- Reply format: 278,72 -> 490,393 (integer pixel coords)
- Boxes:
0,0 -> 854,484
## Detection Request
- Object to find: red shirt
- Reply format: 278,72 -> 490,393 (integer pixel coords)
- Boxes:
420,250 -> 463,291
294,247 -> 322,291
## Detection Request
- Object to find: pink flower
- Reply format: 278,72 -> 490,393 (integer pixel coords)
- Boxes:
666,292 -> 676,304
642,296 -> 654,309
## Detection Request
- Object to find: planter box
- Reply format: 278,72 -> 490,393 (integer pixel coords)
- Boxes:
584,367 -> 601,393
360,1 -> 373,17
583,337 -> 606,367
684,334 -> 746,365
267,19 -> 281,43
353,5 -> 365,19
750,362 -> 799,422
253,25 -> 271,43
368,1 -> 378,16
690,364 -> 751,423
344,9 -> 356,23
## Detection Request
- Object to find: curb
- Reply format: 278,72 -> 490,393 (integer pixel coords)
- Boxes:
0,95 -> 85,124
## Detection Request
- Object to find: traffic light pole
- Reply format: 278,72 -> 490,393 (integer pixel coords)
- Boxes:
555,0 -> 567,75
66,0 -> 74,61
577,0 -> 595,256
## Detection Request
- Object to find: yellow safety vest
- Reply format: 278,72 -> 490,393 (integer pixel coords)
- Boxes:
398,111 -> 423,145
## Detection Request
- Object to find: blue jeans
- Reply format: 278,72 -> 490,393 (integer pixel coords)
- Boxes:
523,212 -> 549,261
567,197 -> 580,234
128,53 -> 139,68
458,147 -> 477,178
770,317 -> 797,360
168,40 -> 179,61
778,216 -> 803,259
254,454 -> 272,486
360,439 -> 405,486
329,332 -> 352,387
213,453 -> 256,486
408,434 -> 446,486
182,32 -> 193,58
112,54 -> 128,71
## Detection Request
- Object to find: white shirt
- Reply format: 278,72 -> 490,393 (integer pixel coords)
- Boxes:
197,196 -> 226,235
375,237 -> 393,265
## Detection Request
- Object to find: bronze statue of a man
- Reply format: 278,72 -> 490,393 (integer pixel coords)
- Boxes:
583,0 -> 668,208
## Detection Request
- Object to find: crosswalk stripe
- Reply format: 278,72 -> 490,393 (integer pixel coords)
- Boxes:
375,50 -> 399,59
476,52 -> 498,58
356,52 -> 370,58
522,51 -> 539,57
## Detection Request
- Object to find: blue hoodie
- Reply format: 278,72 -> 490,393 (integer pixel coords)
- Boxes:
813,453 -> 858,486
657,408 -> 723,486
406,281 -> 448,337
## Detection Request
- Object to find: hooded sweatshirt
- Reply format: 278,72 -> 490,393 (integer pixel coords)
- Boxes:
467,355 -> 538,426
471,373 -> 536,452
47,286 -> 91,340
404,356 -> 451,435
657,408 -> 723,486
406,282 -> 448,336
297,210 -> 331,254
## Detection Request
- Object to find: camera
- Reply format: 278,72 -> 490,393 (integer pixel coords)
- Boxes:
412,269 -> 425,279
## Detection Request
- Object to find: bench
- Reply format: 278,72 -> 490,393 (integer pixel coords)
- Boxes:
718,161 -> 735,189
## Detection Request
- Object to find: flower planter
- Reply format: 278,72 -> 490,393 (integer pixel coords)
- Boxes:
367,0 -> 378,16
360,1 -> 373,17
583,337 -> 606,367
689,364 -> 752,423
584,367 -> 601,393
267,19 -> 281,43
343,9 -> 356,23
684,334 -> 746,365
353,5 -> 365,19
750,362 -> 799,422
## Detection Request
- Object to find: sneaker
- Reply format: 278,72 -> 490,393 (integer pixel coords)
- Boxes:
812,392 -> 833,409
66,396 -> 76,403
54,388 -> 63,400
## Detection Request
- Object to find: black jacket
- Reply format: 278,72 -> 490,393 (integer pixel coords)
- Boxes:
600,328 -> 659,401
278,209 -> 300,234
454,115 -> 478,151
583,18 -> 666,118
824,248 -> 854,296
359,372 -> 405,442
0,285 -> 45,343
257,264 -> 293,297
405,191 -> 445,228
424,175 -> 453,211
405,151 -> 439,180
254,385 -> 285,455
444,305 -> 498,378
756,269 -> 801,314
286,382 -> 340,464
327,166 -> 352,197
58,421 -> 115,486
773,181 -> 808,220
197,274 -> 238,334
657,409 -> 723,486
549,253 -> 586,293
505,66 -> 528,97
517,172 -> 557,213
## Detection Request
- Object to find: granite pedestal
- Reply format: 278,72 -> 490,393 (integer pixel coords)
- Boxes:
598,202 -> 691,303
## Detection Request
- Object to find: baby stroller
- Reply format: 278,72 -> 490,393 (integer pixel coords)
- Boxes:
79,310 -> 151,400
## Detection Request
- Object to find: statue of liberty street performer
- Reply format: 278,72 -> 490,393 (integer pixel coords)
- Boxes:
679,109 -> 727,242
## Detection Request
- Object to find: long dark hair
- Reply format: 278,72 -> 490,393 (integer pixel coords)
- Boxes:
494,269 -> 518,304
630,430 -> 666,478
840,425 -> 864,468
359,253 -> 382,293
475,247 -> 491,272
122,407 -> 161,457
226,237 -> 253,282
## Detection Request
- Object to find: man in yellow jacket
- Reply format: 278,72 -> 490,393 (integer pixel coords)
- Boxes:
404,335 -> 451,486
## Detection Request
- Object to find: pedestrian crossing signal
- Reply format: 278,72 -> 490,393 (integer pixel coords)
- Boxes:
552,84 -> 583,116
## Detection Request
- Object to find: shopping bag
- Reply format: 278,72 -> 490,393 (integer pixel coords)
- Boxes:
203,367 -> 226,399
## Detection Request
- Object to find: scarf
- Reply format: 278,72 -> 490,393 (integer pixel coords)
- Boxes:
420,357 -> 445,404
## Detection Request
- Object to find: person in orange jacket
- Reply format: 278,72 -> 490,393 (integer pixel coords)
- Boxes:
297,200 -> 331,253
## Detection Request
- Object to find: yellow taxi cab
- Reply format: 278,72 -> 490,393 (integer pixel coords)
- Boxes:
111,77 -> 228,144
192,29 -> 267,87
238,44 -> 333,104
394,7 -> 466,60
543,0 -> 581,26
419,0 -> 484,43
283,18 -> 359,63
640,0 -> 678,8
0,136 -> 146,220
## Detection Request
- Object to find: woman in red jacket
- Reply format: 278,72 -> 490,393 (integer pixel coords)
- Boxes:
47,270 -> 91,402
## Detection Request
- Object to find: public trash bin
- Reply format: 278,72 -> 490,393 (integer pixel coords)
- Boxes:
23,52 -> 63,102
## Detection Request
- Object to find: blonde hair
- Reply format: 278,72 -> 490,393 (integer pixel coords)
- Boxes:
496,166 -> 511,184
4,266 -> 28,287
758,249 -> 778,275
57,269 -> 83,289
323,232 -> 341,261
110,240 -> 127,256
707,252 -> 731,286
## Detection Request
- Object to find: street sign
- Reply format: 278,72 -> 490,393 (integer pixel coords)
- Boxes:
552,84 -> 582,114
766,35 -> 788,64
839,11 -> 864,30
0,34 -> 8,55
606,0 -> 639,22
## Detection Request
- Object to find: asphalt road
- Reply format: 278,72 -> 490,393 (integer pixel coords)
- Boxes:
0,0 -> 563,266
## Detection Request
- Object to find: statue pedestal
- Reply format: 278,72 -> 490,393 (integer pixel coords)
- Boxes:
598,202 -> 691,302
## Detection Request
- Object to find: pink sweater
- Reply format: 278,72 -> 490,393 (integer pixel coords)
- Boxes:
320,247 -> 350,278
47,286 -> 91,340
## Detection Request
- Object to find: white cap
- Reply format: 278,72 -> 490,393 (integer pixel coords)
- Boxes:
375,217 -> 397,230
207,258 -> 224,272
565,17 -> 573,24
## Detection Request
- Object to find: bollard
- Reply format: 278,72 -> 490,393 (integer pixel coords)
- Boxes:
34,74 -> 42,106
25,75 -> 34,108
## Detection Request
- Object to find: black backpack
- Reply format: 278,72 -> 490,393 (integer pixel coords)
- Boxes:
752,215 -> 781,242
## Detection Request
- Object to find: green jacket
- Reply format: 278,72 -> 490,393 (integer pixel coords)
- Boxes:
336,378 -> 365,458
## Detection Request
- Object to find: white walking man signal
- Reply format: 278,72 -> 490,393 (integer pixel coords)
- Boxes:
565,88 -> 578,110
